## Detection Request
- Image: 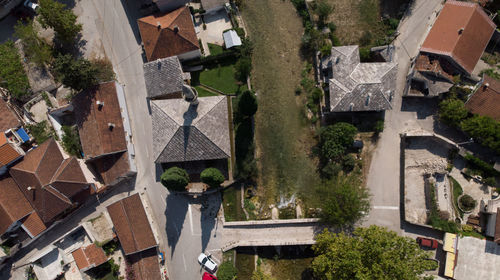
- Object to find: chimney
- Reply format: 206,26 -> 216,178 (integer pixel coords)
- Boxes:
182,84 -> 198,105
96,100 -> 104,110
157,21 -> 161,29
27,186 -> 32,191
484,82 -> 489,89
458,27 -> 464,34
108,123 -> 115,130
173,25 -> 179,33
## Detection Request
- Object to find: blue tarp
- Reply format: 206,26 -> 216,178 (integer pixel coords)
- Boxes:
16,127 -> 30,142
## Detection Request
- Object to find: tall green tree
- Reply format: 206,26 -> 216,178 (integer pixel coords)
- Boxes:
317,173 -> 369,227
438,98 -> 468,127
311,226 -> 433,280
160,167 -> 190,191
14,19 -> 53,66
38,0 -> 82,44
0,41 -> 30,98
461,115 -> 500,154
319,122 -> 357,161
238,90 -> 258,117
52,54 -> 99,91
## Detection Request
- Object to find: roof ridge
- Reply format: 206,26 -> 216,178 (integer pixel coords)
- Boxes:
50,158 -> 70,184
190,126 -> 230,158
120,199 -> 140,254
155,127 -> 182,162
192,96 -> 225,126
44,185 -> 72,205
35,140 -> 52,174
448,4 -> 477,66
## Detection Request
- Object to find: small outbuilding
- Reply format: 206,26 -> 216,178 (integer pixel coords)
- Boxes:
223,30 -> 242,49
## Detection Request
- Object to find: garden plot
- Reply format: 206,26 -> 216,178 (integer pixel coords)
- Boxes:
404,136 -> 451,225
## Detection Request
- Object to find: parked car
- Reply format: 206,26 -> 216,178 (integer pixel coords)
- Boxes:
202,272 -> 218,280
416,237 -> 438,249
198,253 -> 217,273
23,0 -> 40,13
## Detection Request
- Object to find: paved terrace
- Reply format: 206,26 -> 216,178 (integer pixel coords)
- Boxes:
221,219 -> 322,251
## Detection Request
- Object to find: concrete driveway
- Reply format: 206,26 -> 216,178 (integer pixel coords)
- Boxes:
194,9 -> 232,46
87,0 -> 223,279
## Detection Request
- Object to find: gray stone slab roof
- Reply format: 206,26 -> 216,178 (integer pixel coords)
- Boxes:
143,56 -> 184,99
151,96 -> 230,163
327,45 -> 397,112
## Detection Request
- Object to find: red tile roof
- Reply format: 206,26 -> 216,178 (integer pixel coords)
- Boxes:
138,6 -> 199,61
127,248 -> 162,280
0,142 -> 21,167
420,1 -> 496,74
0,177 -> 33,234
91,151 -> 130,186
465,75 -> 500,121
107,194 -> 157,255
72,244 -> 108,271
0,99 -> 20,132
22,212 -> 46,237
73,82 -> 128,160
10,139 -> 90,224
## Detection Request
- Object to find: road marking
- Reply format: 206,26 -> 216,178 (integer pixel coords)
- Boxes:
182,254 -> 187,272
373,206 -> 399,210
188,204 -> 194,235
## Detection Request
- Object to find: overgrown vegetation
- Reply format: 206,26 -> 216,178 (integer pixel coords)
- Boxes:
61,125 -> 82,158
26,120 -> 56,144
464,153 -> 500,180
0,41 -> 30,98
449,176 -> 463,219
299,63 -> 322,123
428,183 -> 459,233
38,0 -> 82,44
160,167 -> 190,191
14,19 -> 53,67
233,91 -> 258,180
217,261 -> 238,280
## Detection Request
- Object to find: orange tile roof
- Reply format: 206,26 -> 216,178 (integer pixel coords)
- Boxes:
127,248 -> 162,280
0,99 -> 20,132
138,6 -> 199,61
73,244 -> 107,271
420,1 -> 496,74
465,75 -> 500,121
0,133 -> 7,145
107,194 -> 157,255
0,142 -> 21,167
22,212 -> 46,237
0,177 -> 33,234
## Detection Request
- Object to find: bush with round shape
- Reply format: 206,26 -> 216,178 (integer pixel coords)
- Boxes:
459,194 -> 476,212
238,90 -> 258,117
201,168 -> 225,189
160,167 -> 189,191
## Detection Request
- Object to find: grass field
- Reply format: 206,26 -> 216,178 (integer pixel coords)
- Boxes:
208,43 -> 224,56
191,62 -> 247,94
194,86 -> 219,97
222,185 -> 246,221
241,0 -> 320,212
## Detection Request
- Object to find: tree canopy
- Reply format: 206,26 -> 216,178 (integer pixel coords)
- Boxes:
200,168 -> 225,189
316,173 -> 369,227
52,54 -> 114,91
461,115 -> 500,154
160,167 -> 190,191
311,226 -> 433,280
319,122 -> 357,161
14,19 -> 53,67
38,0 -> 82,44
238,90 -> 258,118
0,41 -> 30,98
438,98 -> 468,127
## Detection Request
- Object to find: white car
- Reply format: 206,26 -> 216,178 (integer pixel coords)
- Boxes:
198,253 -> 217,273
24,0 -> 40,12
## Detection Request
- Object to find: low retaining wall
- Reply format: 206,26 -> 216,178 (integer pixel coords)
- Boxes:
223,218 -> 320,227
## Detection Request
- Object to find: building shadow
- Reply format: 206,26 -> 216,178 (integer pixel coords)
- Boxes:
119,0 -> 144,44
199,192 -> 221,253
400,97 -> 438,119
165,193 -> 188,257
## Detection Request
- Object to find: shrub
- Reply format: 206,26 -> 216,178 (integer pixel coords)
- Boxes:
438,98 -> 468,127
201,168 -> 225,189
0,41 -> 30,98
27,121 -> 54,144
374,120 -> 384,133
217,261 -> 237,280
459,194 -> 476,212
484,177 -> 496,187
234,57 -> 252,82
342,154 -> 356,172
160,167 -> 189,191
464,154 -> 500,178
238,90 -> 258,117
61,125 -> 82,157
234,27 -> 245,38
461,116 -> 500,154
359,47 -> 371,62
319,122 -> 358,161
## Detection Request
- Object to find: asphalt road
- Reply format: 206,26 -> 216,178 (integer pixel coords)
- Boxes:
362,0 -> 445,241
89,1 -> 223,279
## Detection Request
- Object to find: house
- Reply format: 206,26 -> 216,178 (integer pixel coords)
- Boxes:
138,6 -> 200,62
143,56 -> 190,99
465,74 -> 500,121
223,30 -> 242,49
72,243 -> 108,272
408,0 -> 496,97
107,194 -> 162,280
0,177 -> 35,237
320,45 -> 397,113
201,0 -> 227,14
0,133 -> 22,175
0,98 -> 21,133
73,81 -> 136,187
482,199 -> 500,244
151,94 -> 231,178
9,138 -> 92,228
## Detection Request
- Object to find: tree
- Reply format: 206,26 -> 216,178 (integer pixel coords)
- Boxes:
0,41 -> 30,98
461,115 -> 500,154
200,168 -> 225,189
313,0 -> 333,26
14,19 -> 53,66
319,122 -> 357,161
234,57 -> 252,83
61,125 -> 82,157
311,226 -> 433,280
160,167 -> 189,191
216,261 -> 237,280
38,0 -> 82,44
52,54 -> 114,91
238,90 -> 258,117
438,98 -> 468,127
317,173 -> 369,227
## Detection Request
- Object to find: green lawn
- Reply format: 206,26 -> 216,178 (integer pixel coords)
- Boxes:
222,185 -> 246,221
191,62 -> 248,94
208,43 -> 224,56
195,86 -> 219,97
